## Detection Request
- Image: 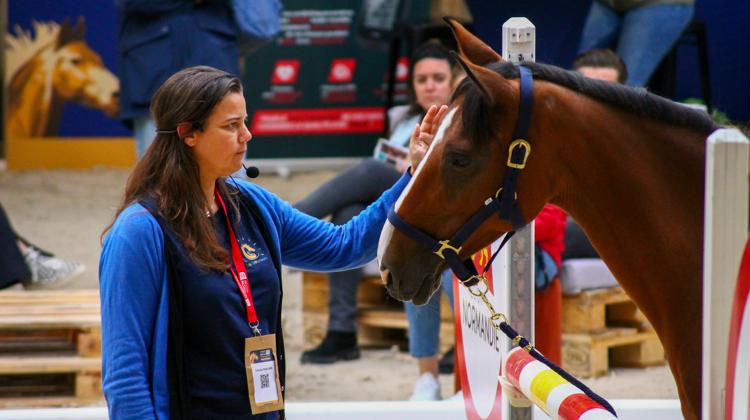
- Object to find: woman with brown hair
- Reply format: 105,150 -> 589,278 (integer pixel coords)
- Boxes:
99,65 -> 447,419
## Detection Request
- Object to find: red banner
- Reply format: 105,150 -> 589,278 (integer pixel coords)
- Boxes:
250,107 -> 384,135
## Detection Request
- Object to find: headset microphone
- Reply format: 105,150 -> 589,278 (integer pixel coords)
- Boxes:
243,163 -> 260,179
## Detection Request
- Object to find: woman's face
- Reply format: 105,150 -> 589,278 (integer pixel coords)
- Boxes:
412,58 -> 453,111
185,92 -> 252,179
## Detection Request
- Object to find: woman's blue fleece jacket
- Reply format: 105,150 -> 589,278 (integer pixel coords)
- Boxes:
99,172 -> 410,419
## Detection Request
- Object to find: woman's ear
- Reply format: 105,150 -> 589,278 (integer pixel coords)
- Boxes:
178,122 -> 196,146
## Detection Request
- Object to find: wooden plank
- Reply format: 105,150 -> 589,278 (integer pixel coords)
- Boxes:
76,329 -> 101,357
0,290 -> 99,305
0,373 -> 72,397
0,315 -> 101,330
358,309 -> 408,329
0,303 -> 100,316
302,312 -> 328,348
562,286 -> 650,333
74,372 -> 102,398
611,334 -> 665,367
606,301 -> 652,330
302,272 -> 329,313
562,328 -> 663,378
0,356 -> 100,375
0,396 -> 103,408
0,330 -> 72,353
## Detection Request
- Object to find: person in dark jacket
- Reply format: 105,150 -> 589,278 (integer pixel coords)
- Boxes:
115,0 -> 241,157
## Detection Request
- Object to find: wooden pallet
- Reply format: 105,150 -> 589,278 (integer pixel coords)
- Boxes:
0,290 -> 102,407
562,327 -> 665,378
562,286 -> 652,334
302,272 -> 454,353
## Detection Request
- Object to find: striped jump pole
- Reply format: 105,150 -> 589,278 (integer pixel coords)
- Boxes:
503,347 -> 616,419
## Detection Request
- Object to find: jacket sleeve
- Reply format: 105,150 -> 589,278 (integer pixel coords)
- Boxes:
99,206 -> 165,419
277,171 -> 411,271
534,204 -> 567,244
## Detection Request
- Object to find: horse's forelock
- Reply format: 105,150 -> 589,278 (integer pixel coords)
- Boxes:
455,80 -> 501,148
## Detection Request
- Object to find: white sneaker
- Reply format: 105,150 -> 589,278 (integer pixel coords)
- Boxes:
21,247 -> 85,290
409,372 -> 441,401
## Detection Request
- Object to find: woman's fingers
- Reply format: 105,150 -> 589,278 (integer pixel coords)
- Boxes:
420,105 -> 438,133
433,105 -> 449,134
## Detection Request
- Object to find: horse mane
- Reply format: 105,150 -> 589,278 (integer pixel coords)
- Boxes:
4,21 -> 60,85
454,60 -> 719,147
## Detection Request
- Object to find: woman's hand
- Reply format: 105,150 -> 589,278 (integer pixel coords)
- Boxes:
408,105 -> 449,172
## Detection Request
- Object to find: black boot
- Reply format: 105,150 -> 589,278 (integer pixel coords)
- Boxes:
438,346 -> 455,374
300,331 -> 360,364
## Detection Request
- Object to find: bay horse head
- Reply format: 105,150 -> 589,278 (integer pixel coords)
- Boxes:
378,18 -> 719,419
7,18 -> 119,138
378,18 -> 553,304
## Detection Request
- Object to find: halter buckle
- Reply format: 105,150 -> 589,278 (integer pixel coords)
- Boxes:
507,139 -> 531,169
434,240 -> 462,259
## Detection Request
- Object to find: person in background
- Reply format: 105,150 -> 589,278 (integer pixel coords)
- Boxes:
0,202 -> 85,290
297,41 -> 458,366
572,48 -> 628,84
99,65 -> 447,419
115,0 -> 241,158
531,206 -> 568,367
577,0 -> 693,86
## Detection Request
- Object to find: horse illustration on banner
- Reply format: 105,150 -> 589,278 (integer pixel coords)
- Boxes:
5,18 -> 119,139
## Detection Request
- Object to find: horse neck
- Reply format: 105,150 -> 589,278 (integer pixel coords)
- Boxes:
7,51 -> 60,138
542,87 -> 707,328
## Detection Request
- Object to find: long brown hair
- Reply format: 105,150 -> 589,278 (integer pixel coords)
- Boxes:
104,66 -> 244,271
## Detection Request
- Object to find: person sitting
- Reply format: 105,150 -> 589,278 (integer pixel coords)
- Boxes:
0,202 -> 85,290
298,41 -> 458,364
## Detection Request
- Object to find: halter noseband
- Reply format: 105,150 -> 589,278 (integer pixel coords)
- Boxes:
387,65 -> 534,286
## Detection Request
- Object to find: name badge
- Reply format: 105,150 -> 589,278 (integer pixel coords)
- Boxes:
245,334 -> 284,414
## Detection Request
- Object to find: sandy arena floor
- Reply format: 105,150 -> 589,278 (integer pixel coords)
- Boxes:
0,167 -> 678,402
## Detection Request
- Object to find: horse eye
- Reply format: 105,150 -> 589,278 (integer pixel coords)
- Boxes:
70,57 -> 83,66
448,152 -> 472,169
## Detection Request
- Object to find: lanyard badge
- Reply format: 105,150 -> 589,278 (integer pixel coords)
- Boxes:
215,190 -> 284,413
215,190 -> 261,336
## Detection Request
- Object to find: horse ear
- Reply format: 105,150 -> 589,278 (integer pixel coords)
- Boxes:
452,51 -> 512,107
444,17 -> 502,66
73,16 -> 87,39
56,17 -> 86,49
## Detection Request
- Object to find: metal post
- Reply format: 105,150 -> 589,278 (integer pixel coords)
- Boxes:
501,17 -> 536,420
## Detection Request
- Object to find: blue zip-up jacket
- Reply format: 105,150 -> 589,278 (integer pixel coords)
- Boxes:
115,0 -> 240,120
99,173 -> 410,419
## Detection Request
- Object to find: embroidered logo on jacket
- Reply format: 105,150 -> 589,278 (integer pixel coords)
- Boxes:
241,241 -> 268,267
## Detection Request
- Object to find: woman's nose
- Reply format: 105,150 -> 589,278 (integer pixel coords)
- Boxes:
241,124 -> 253,142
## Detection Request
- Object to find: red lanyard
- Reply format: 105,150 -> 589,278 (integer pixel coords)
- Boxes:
214,189 -> 261,336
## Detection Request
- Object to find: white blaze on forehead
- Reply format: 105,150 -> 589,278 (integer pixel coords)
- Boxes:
394,106 -> 458,211
377,220 -> 394,266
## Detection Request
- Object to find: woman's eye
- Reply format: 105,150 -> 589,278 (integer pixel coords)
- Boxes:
449,153 -> 472,168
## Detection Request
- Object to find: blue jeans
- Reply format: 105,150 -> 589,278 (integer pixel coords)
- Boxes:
578,1 -> 693,87
404,270 -> 455,358
133,116 -> 156,158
